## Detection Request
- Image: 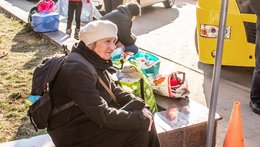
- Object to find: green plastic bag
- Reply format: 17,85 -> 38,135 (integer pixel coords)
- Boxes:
116,61 -> 158,113
119,78 -> 158,113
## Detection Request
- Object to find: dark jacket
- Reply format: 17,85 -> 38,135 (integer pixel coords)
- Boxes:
47,42 -> 149,146
250,0 -> 260,31
101,5 -> 136,46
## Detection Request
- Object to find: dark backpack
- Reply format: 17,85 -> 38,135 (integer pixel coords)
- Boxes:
28,53 -> 74,131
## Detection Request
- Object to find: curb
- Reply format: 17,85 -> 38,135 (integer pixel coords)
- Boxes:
0,0 -> 73,48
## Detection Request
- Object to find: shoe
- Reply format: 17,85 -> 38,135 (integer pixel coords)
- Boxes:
74,29 -> 80,40
66,29 -> 72,36
249,101 -> 260,115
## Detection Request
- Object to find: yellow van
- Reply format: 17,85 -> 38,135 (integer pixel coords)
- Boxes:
196,0 -> 257,67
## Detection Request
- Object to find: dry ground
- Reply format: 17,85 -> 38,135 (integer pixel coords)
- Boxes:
0,12 -> 62,142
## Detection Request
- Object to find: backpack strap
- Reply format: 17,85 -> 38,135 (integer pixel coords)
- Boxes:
98,76 -> 117,103
52,101 -> 76,115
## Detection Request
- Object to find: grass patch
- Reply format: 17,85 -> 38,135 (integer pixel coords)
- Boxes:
0,13 -> 63,142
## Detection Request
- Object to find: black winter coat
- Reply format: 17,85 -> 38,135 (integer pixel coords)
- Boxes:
101,5 -> 136,46
47,42 -> 150,146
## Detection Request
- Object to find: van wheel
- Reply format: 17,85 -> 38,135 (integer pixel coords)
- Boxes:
163,0 -> 175,8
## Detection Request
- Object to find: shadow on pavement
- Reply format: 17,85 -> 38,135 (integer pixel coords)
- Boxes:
197,60 -> 253,106
197,62 -> 253,89
10,26 -> 61,70
133,6 -> 179,36
14,116 -> 47,141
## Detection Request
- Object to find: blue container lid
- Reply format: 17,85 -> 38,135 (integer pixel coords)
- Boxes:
32,12 -> 59,18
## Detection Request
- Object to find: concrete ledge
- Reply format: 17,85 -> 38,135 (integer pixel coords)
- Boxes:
154,96 -> 222,147
156,122 -> 218,147
0,134 -> 54,147
0,0 -> 28,23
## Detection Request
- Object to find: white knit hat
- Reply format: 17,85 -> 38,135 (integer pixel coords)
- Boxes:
79,20 -> 118,46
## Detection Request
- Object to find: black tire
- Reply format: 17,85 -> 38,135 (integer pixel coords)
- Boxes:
163,0 -> 175,8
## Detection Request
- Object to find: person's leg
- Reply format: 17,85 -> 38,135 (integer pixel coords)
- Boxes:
123,130 -> 150,147
76,128 -> 149,147
74,1 -> 82,40
250,30 -> 260,114
125,44 -> 139,54
148,123 -> 161,147
66,1 -> 74,35
112,0 -> 123,10
104,0 -> 113,13
75,1 -> 82,30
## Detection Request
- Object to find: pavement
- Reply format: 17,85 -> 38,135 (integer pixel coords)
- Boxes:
0,0 -> 260,147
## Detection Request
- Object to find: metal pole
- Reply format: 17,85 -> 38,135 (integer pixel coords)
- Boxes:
205,0 -> 229,146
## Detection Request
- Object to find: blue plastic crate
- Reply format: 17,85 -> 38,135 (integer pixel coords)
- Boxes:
31,12 -> 59,33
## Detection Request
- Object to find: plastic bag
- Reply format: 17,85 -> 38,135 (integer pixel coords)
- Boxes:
37,0 -> 54,13
149,71 -> 189,99
129,51 -> 160,77
54,0 -> 102,22
113,61 -> 158,113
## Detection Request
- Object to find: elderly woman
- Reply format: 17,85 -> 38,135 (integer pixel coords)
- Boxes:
47,20 -> 160,147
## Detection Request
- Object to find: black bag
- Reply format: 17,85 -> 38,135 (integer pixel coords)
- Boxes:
28,54 -> 74,131
28,6 -> 38,24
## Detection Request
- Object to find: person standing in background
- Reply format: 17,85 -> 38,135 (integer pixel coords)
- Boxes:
66,0 -> 83,40
54,0 -> 102,26
101,2 -> 141,54
249,0 -> 260,114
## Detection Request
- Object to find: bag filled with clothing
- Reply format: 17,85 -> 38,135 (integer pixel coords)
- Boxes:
112,60 -> 158,113
148,71 -> 190,99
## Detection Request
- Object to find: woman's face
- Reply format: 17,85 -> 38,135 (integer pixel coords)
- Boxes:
93,37 -> 117,60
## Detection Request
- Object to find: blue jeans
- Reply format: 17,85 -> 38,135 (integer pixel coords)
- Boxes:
125,44 -> 139,54
251,31 -> 260,104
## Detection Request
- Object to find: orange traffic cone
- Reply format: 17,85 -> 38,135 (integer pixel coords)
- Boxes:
223,101 -> 244,147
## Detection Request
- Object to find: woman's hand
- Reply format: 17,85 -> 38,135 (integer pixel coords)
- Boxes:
116,41 -> 125,51
142,108 -> 153,131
